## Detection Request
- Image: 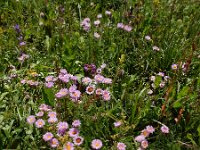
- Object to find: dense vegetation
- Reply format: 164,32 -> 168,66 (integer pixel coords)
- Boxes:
0,0 -> 200,149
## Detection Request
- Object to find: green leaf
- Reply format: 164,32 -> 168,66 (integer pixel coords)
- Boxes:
173,101 -> 182,108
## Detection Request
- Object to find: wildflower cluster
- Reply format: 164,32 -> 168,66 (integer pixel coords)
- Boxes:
117,23 -> 133,32
43,64 -> 112,102
27,104 -> 84,149
148,72 -> 171,95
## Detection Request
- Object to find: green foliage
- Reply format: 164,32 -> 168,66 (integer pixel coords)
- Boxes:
0,0 -> 200,149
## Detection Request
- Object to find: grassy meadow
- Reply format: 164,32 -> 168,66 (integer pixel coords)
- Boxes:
0,0 -> 200,149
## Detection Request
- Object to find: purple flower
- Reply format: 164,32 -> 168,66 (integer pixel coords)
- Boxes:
36,111 -> 44,117
96,88 -> 103,95
27,115 -> 36,124
45,75 -> 54,82
50,138 -> 59,148
146,125 -> 155,134
123,25 -> 132,32
57,122 -> 69,136
91,139 -> 103,149
94,74 -> 104,83
161,125 -> 169,133
58,74 -> 70,83
63,142 -> 74,150
158,72 -> 165,77
20,79 -> 26,84
114,121 -> 122,127
82,77 -> 92,85
141,129 -> 150,137
48,117 -> 58,123
43,132 -> 53,141
45,82 -> 54,88
55,88 -> 68,99
102,90 -> 111,101
69,85 -> 77,93
117,142 -> 126,150
48,111 -> 57,118
103,78 -> 112,84
14,24 -> 21,33
60,69 -> 67,74
73,136 -> 84,146
72,120 -> 81,127
81,18 -> 91,31
19,41 -> 26,46
171,64 -> 178,70
70,90 -> 81,100
68,128 -> 79,137
39,104 -> 51,111
86,85 -> 96,95
117,23 -> 124,29
35,119 -> 45,128
134,135 -> 145,142
141,140 -> 148,149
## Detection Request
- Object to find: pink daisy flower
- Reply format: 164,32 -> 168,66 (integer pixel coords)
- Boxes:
68,128 -> 79,137
63,142 -> 74,150
158,72 -> 165,77
96,88 -> 103,95
35,119 -> 45,128
48,117 -> 58,124
70,90 -> 81,100
146,125 -> 155,134
72,120 -> 81,127
48,111 -> 57,118
141,140 -> 148,149
43,132 -> 53,141
114,121 -> 122,127
102,90 -> 111,101
117,142 -> 126,150
123,25 -> 132,32
45,75 -> 54,82
94,74 -> 104,83
50,138 -> 59,148
141,129 -> 150,137
55,88 -> 68,99
161,125 -> 169,133
45,82 -> 54,88
73,136 -> 84,146
27,115 -> 36,124
69,85 -> 77,93
36,111 -> 44,117
91,139 -> 103,149
117,23 -> 124,29
103,78 -> 112,84
57,122 -> 69,131
134,135 -> 146,142
86,85 -> 96,95
60,69 -> 67,75
82,77 -> 92,85
171,64 -> 178,70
